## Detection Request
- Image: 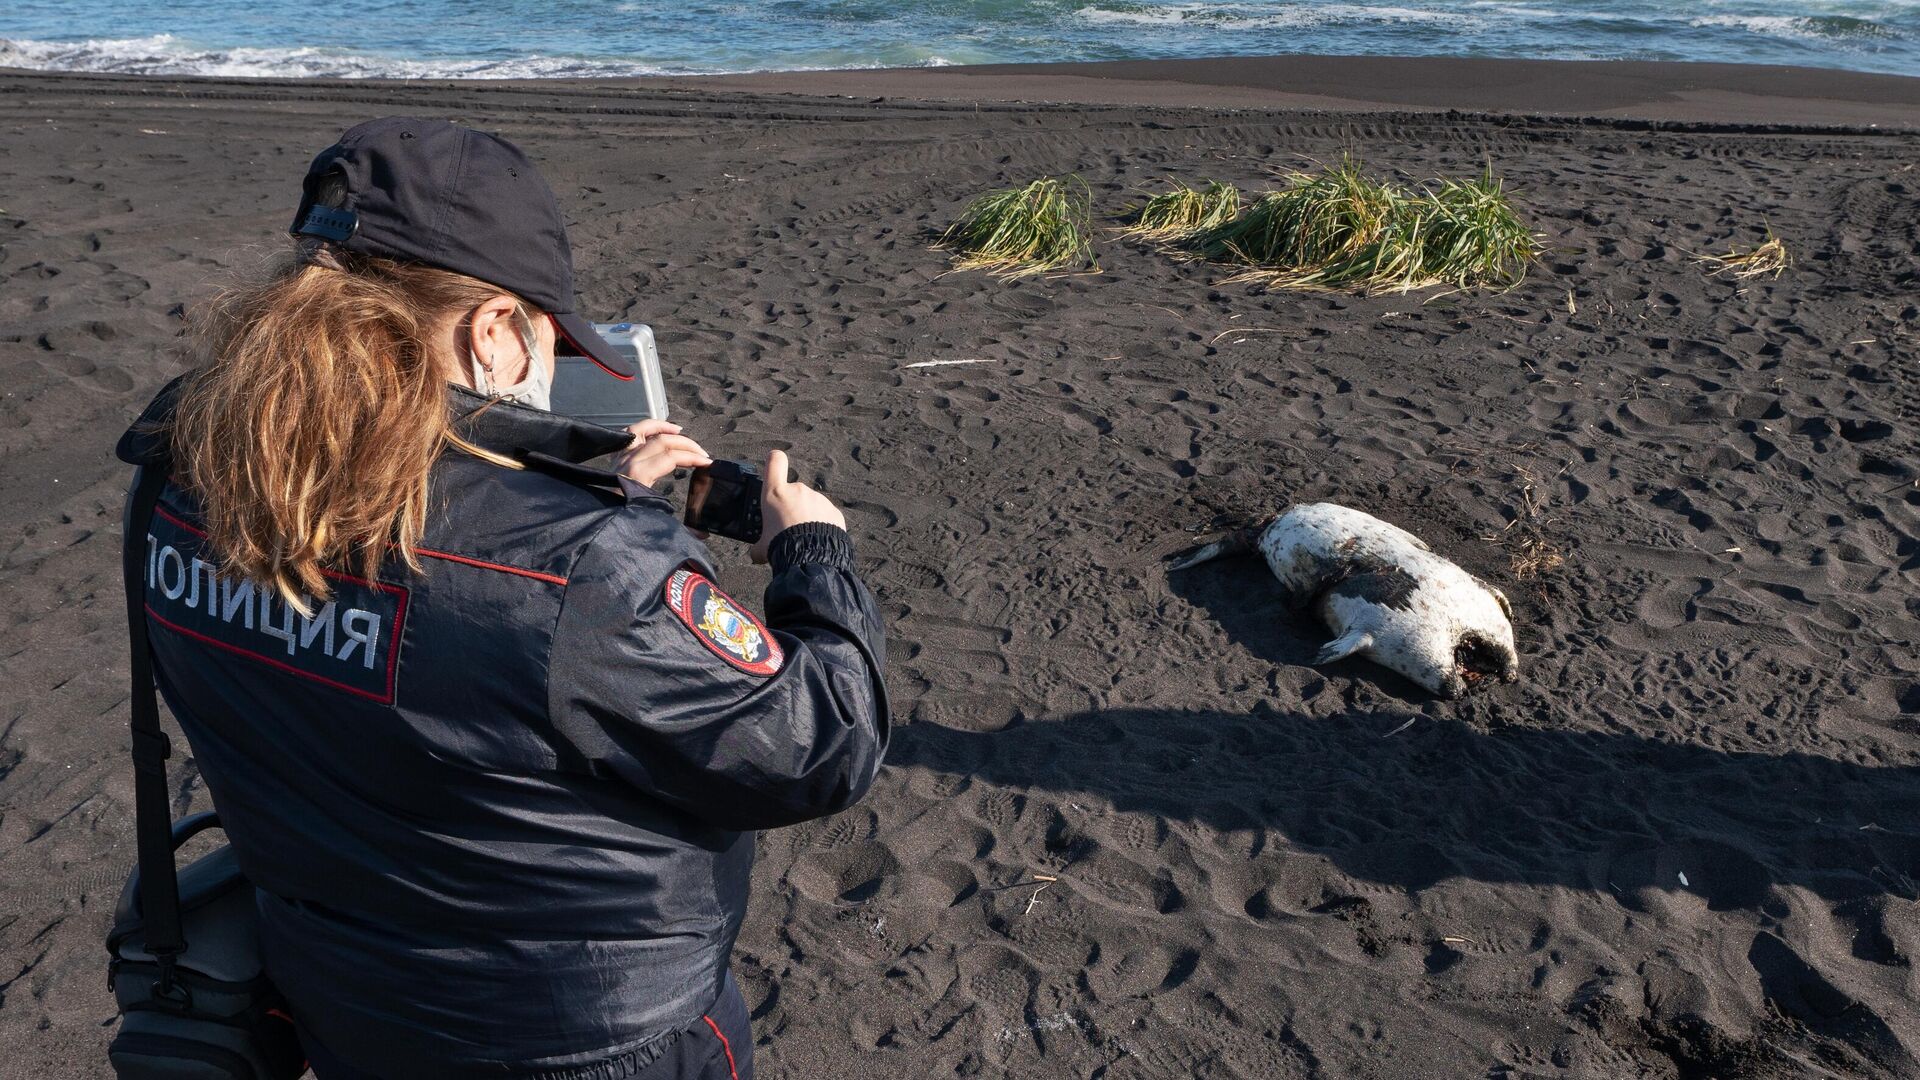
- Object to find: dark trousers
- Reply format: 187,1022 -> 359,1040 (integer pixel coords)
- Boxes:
303,972 -> 752,1080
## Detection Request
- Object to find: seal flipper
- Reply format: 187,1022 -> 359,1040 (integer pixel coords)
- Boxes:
1167,528 -> 1256,572
1314,629 -> 1374,665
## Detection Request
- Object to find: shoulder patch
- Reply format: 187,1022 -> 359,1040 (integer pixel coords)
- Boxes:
666,569 -> 783,676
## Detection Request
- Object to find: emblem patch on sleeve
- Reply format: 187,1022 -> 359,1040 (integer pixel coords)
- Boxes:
665,570 -> 783,676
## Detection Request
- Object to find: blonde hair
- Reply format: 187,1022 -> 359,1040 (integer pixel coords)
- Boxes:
167,244 -> 523,608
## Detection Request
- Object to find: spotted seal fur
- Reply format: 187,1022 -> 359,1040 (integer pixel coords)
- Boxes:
1170,502 -> 1519,698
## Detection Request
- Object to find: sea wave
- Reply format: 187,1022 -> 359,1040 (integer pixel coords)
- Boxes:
2,1 -> 1916,80
1072,2 -> 1481,30
1686,13 -> 1903,43
0,32 -> 988,79
0,34 -> 684,78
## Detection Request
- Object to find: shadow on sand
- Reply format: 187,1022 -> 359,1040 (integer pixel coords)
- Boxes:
891,705 -> 1920,906
889,701 -> 1920,1066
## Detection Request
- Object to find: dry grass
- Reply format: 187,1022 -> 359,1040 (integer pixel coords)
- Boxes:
1436,440 -> 1572,589
1505,533 -> 1568,580
1487,463 -> 1569,582
1694,231 -> 1792,280
1120,180 -> 1241,243
935,176 -> 1097,278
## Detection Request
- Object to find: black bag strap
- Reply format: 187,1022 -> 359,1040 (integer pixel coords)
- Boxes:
122,461 -> 187,995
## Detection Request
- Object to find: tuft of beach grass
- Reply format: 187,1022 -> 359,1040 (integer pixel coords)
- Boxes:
1193,159 -> 1398,275
1194,159 -> 1540,295
1408,171 -> 1539,292
935,176 -> 1097,278
1694,231 -> 1792,280
1120,180 -> 1242,243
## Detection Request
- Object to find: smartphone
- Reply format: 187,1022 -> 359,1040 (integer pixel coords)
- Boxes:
684,460 -> 765,544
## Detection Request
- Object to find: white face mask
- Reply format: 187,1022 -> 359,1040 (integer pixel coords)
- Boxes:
469,305 -> 552,411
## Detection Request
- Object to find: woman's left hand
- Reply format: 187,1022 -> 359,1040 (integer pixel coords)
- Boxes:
614,420 -> 712,489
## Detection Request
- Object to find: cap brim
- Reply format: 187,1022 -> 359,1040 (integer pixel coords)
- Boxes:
550,312 -> 637,380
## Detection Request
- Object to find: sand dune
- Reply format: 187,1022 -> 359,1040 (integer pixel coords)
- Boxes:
0,62 -> 1916,1078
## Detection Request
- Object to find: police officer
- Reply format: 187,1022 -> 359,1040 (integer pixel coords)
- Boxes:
117,117 -> 888,1079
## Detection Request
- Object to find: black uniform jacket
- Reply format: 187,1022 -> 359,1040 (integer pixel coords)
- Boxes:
116,382 -> 890,1078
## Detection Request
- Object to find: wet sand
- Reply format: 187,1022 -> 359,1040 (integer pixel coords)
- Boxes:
1,58 -> 1917,1078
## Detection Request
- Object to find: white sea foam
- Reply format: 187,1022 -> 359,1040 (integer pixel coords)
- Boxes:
0,33 -> 991,79
1686,13 -> 1899,42
2,2 -> 1913,81
0,34 -> 689,78
1072,3 -> 1481,31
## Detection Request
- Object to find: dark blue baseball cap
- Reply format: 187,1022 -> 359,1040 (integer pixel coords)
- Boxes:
290,116 -> 635,380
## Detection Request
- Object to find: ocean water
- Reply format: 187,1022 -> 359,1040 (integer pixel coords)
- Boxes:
3,1 -> 1918,80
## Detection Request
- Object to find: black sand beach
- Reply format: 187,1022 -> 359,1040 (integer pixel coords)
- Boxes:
1,58 -> 1917,1078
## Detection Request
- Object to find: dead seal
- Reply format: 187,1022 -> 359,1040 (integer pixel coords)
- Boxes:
1170,502 -> 1519,698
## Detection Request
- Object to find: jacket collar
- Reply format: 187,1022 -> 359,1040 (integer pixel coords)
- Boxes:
120,380 -> 650,500
447,385 -> 632,463
117,375 -> 186,467
447,387 -> 664,503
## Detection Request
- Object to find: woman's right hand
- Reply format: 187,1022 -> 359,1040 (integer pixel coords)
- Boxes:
752,449 -> 846,564
615,420 -> 712,490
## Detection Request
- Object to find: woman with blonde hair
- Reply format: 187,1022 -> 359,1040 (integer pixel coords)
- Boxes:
117,117 -> 888,1080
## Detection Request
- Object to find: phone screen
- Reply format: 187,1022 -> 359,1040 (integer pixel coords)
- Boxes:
684,460 -> 764,544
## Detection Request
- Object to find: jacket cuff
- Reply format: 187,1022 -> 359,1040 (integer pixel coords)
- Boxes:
768,522 -> 855,572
